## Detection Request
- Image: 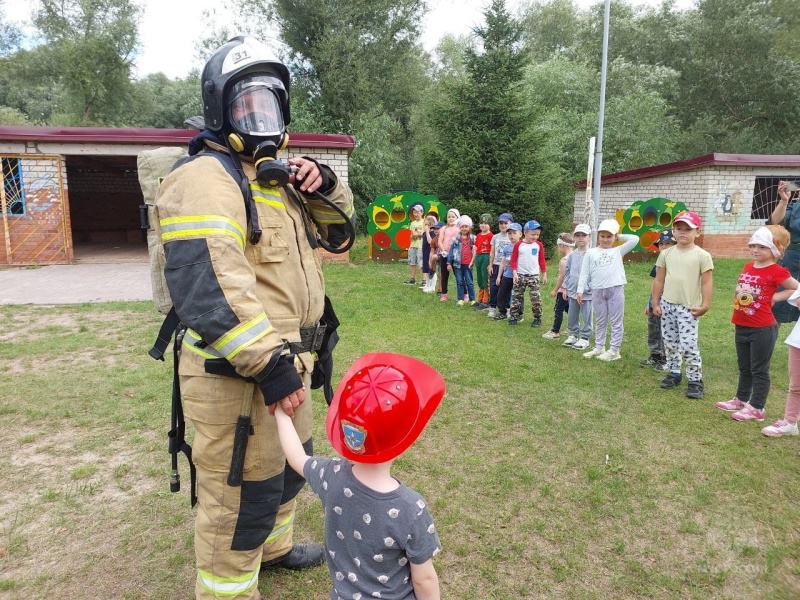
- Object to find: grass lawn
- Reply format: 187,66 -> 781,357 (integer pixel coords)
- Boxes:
1,237 -> 799,599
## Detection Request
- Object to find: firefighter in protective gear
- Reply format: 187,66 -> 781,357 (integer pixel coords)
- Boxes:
153,36 -> 355,599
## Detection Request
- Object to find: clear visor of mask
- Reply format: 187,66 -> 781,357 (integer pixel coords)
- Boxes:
227,75 -> 284,136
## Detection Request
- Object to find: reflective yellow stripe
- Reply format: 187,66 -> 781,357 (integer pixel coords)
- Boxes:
183,329 -> 224,359
213,312 -> 273,360
266,513 -> 294,544
160,215 -> 246,250
197,568 -> 259,597
251,186 -> 286,210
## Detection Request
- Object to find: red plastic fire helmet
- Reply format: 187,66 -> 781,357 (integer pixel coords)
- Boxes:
326,353 -> 446,464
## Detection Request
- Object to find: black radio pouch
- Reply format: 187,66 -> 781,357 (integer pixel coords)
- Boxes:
311,295 -> 340,405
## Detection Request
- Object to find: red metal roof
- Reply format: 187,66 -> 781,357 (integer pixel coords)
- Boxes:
575,153 -> 800,188
0,125 -> 355,150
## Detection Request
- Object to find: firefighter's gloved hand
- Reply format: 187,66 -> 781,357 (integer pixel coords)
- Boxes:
259,355 -> 303,406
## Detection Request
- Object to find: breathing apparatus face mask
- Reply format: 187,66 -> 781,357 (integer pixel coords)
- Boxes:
226,74 -> 292,187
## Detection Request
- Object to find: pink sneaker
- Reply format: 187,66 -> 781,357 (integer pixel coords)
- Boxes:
731,405 -> 765,422
716,397 -> 746,412
440,294 -> 448,302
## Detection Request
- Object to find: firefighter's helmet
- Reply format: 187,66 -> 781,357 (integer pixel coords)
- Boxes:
201,36 -> 291,153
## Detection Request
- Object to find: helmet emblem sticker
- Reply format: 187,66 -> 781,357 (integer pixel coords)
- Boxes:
342,420 -> 367,454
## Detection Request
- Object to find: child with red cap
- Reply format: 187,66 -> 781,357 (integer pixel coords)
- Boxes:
652,210 -> 714,399
274,353 -> 444,600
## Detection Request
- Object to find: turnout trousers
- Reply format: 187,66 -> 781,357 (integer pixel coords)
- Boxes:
180,346 -> 313,599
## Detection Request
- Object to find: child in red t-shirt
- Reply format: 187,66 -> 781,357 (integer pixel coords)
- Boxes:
473,214 -> 494,309
716,225 -> 799,422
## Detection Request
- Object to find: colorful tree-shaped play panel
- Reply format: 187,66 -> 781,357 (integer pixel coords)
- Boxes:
619,198 -> 687,252
366,191 -> 446,261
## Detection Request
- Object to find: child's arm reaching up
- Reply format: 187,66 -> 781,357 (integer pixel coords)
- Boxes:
274,404 -> 311,476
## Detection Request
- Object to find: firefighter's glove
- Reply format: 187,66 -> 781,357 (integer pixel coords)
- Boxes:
259,356 -> 303,406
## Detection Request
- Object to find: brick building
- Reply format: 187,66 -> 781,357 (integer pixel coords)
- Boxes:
0,126 -> 354,265
573,154 -> 800,258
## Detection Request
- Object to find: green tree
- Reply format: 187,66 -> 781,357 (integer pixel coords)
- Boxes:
0,45 -> 66,124
418,0 -> 569,236
670,0 -> 800,155
0,1 -> 21,56
32,0 -> 141,124
122,72 -> 202,129
226,0 -> 431,209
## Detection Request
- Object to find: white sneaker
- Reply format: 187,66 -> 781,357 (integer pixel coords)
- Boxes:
597,349 -> 621,361
761,420 -> 799,437
487,309 -> 496,318
542,331 -> 560,340
583,347 -> 604,358
573,339 -> 590,350
562,335 -> 577,347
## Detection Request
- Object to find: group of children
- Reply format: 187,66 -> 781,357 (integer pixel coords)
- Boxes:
264,199 -> 800,600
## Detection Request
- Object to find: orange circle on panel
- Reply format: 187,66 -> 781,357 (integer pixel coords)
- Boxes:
640,231 -> 657,250
659,212 -> 672,227
391,208 -> 406,223
628,216 -> 643,231
643,207 -> 657,227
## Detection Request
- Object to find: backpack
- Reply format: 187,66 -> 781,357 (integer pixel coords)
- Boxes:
137,146 -> 187,316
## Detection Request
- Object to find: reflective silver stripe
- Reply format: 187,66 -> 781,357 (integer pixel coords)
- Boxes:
213,313 -> 273,360
183,329 -> 224,359
197,568 -> 259,597
160,215 -> 246,249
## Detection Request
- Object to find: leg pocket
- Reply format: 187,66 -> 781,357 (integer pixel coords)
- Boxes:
183,375 -> 259,475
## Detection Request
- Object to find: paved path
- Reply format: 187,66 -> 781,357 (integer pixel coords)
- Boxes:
0,263 -> 152,305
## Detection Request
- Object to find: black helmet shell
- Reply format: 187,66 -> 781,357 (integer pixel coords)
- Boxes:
201,36 -> 291,132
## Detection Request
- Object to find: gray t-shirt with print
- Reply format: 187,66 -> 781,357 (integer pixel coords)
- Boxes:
304,456 -> 441,600
491,232 -> 511,265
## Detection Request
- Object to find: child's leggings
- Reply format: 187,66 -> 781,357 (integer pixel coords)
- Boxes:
735,323 -> 779,410
660,300 -> 702,382
785,345 -> 800,423
567,297 -> 593,340
438,256 -> 450,295
496,277 -> 514,316
552,293 -> 569,333
510,274 -> 541,320
489,264 -> 502,308
593,285 -> 625,351
475,254 -> 490,296
647,312 -> 663,357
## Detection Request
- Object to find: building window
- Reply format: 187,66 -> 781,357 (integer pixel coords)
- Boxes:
1,157 -> 25,216
751,176 -> 800,220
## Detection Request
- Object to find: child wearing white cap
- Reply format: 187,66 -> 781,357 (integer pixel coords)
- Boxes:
562,223 -> 593,349
716,225 -> 798,424
576,219 -> 639,361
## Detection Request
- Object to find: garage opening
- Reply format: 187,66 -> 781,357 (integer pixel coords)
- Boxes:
66,155 -> 148,263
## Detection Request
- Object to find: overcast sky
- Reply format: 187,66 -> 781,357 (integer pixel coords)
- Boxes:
5,0 -> 695,79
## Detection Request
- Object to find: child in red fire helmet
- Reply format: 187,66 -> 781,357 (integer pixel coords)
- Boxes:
274,353 -> 445,600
